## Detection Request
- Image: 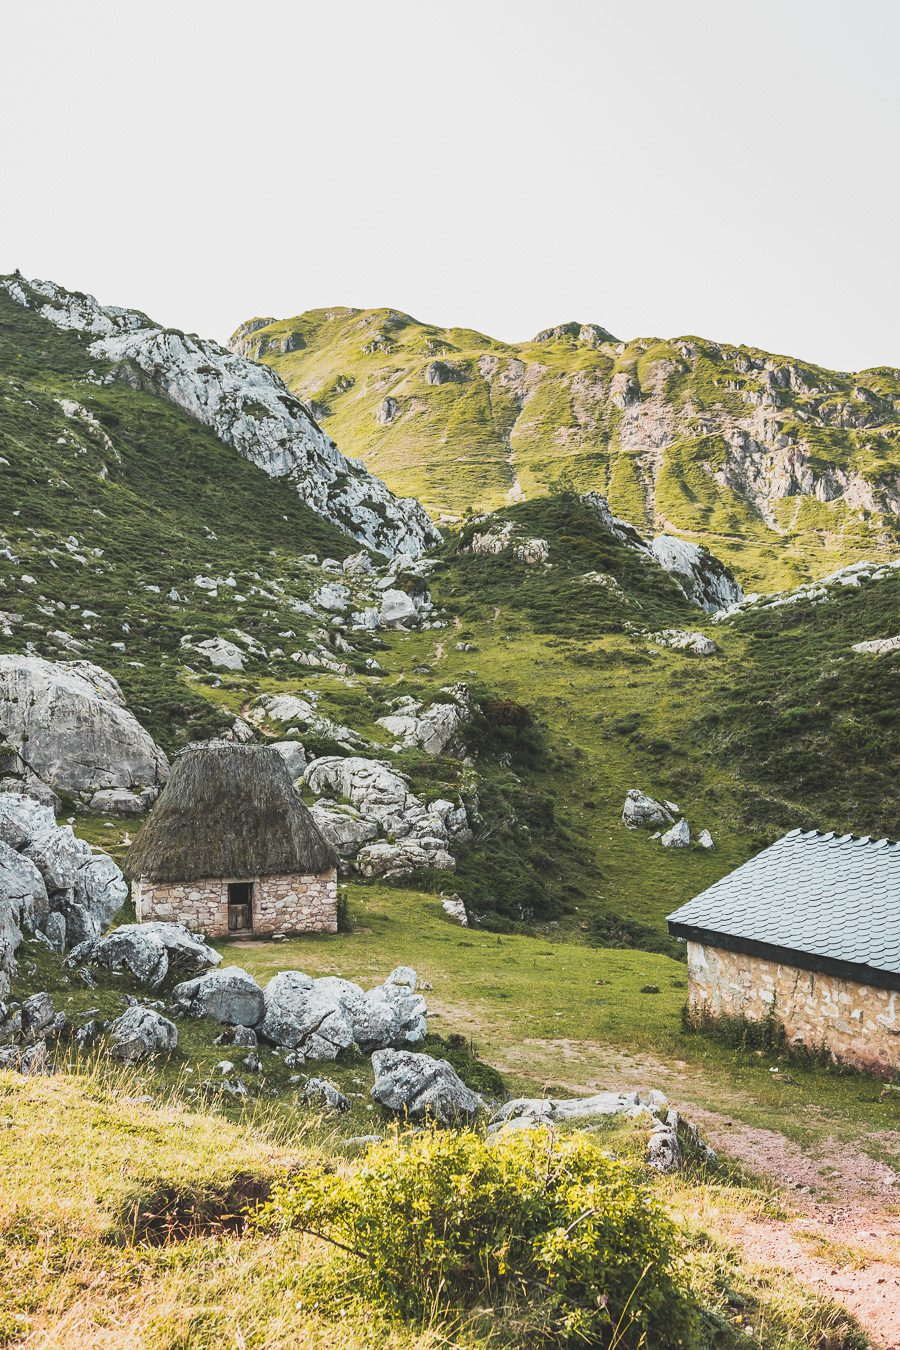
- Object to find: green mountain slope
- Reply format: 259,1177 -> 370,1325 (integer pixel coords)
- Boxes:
0,285 -> 356,749
2,284 -> 897,938
231,307 -> 900,588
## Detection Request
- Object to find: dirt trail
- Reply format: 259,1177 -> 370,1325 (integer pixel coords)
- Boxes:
475,1032 -> 900,1348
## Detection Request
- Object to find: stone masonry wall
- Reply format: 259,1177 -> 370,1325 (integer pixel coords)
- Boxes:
687,941 -> 900,1075
134,870 -> 338,938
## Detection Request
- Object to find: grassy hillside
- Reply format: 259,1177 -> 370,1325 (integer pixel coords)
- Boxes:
231,306 -> 900,588
0,286 -> 357,750
0,920 -> 881,1349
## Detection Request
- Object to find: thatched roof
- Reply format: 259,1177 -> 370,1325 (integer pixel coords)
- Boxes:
127,745 -> 337,882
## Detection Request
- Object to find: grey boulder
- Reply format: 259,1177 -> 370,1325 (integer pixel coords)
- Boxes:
660,818 -> 691,848
270,740 -> 308,782
259,971 -> 354,1059
370,1048 -> 482,1124
315,966 -> 427,1051
0,656 -> 169,798
173,966 -> 264,1027
303,1077 -> 351,1112
107,1005 -> 178,1063
88,922 -> 221,990
0,793 -> 56,850
88,787 -> 148,815
621,789 -> 674,830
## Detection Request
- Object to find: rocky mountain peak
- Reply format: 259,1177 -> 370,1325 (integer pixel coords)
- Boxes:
532,320 -> 619,347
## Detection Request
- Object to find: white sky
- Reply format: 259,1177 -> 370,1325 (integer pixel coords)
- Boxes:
3,0 -> 898,372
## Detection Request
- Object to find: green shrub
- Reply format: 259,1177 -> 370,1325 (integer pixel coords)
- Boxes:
256,1126 -> 698,1347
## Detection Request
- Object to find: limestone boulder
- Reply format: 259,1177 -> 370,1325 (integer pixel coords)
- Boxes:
191,638 -> 245,671
379,589 -> 419,628
258,971 -> 354,1059
355,840 -> 455,880
0,656 -> 169,798
660,818 -> 691,848
88,788 -> 148,815
315,967 -> 427,1051
0,791 -> 132,983
370,1048 -> 482,1125
312,582 -> 351,613
302,1077 -> 351,1111
22,824 -> 92,893
270,740 -> 308,782
173,966 -> 265,1027
0,840 -> 49,933
74,853 -> 129,929
107,1005 -> 178,1063
622,789 -> 674,830
0,793 -> 56,850
304,756 -> 466,873
647,1123 -> 682,1173
87,922 -> 221,990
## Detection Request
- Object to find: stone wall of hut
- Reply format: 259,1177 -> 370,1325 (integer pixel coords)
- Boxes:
134,870 -> 338,938
687,941 -> 900,1074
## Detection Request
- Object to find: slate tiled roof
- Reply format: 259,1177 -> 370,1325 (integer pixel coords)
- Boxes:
667,829 -> 900,981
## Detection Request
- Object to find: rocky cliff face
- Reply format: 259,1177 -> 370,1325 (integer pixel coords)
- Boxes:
2,277 -> 440,559
230,307 -> 900,568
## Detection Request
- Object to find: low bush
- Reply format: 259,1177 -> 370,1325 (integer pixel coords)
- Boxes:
256,1126 -> 698,1347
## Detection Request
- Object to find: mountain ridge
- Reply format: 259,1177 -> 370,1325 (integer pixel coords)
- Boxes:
230,305 -> 900,588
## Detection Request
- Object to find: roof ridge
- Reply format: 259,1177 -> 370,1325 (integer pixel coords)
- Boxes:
786,827 -> 899,848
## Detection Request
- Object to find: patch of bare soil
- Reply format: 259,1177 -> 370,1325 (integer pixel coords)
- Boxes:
688,1112 -> 900,1349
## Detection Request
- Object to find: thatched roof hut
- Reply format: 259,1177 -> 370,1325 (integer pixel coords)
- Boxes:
127,744 -> 337,882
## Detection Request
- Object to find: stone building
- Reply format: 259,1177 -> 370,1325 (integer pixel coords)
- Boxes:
127,744 -> 338,939
667,829 -> 900,1074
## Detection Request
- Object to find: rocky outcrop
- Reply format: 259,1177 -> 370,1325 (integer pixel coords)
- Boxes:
4,276 -> 440,559
650,537 -> 743,613
303,755 -> 468,876
424,360 -> 468,385
169,964 -> 428,1061
719,558 -> 900,620
648,629 -> 717,656
370,1048 -> 482,1124
852,634 -> 900,655
579,495 -> 743,613
375,686 -> 471,755
465,520 -> 550,565
0,657 -> 168,805
0,792 -> 129,991
492,1088 -> 668,1126
489,1089 -> 714,1173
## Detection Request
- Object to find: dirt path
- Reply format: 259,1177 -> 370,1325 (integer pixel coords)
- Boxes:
690,1110 -> 900,1349
476,1032 -> 900,1347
